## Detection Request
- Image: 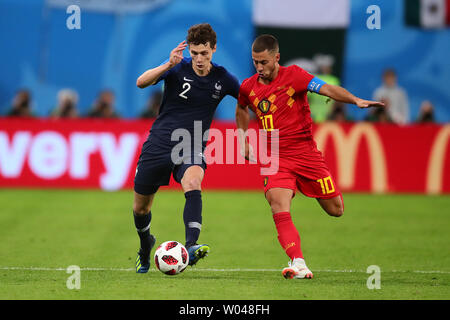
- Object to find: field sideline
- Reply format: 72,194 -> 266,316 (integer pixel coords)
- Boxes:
0,189 -> 449,300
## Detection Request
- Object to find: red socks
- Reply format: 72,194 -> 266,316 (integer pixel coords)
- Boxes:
272,212 -> 303,260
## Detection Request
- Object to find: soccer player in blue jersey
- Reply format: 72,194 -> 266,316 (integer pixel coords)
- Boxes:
132,23 -> 240,273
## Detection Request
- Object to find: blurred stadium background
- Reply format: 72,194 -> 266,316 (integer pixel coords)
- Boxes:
0,0 -> 449,301
0,0 -> 449,193
1,0 -> 450,121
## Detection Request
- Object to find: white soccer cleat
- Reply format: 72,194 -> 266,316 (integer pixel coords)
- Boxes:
282,258 -> 313,279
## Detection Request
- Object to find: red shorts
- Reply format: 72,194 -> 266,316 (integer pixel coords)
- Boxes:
261,145 -> 340,199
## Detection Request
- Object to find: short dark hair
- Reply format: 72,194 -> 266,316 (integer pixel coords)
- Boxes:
252,34 -> 279,53
187,23 -> 217,48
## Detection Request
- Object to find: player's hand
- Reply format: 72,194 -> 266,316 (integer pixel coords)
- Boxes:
356,98 -> 385,109
241,142 -> 256,163
169,40 -> 187,68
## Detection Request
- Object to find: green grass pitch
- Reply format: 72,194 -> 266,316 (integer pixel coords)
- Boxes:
0,189 -> 449,300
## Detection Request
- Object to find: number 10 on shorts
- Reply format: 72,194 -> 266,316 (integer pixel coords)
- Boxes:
317,176 -> 335,195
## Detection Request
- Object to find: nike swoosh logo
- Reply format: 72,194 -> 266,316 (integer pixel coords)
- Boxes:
183,77 -> 194,82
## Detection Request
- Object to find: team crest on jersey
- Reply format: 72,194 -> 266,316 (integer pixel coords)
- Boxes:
258,99 -> 271,113
212,81 -> 222,99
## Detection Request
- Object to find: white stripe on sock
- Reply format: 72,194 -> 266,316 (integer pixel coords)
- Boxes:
136,222 -> 150,233
188,222 -> 202,230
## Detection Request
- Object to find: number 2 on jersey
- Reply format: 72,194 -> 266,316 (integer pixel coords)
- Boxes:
179,82 -> 191,99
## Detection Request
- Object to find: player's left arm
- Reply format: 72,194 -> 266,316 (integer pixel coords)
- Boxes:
317,83 -> 385,109
295,67 -> 384,109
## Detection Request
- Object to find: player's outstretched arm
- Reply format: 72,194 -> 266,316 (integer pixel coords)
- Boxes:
319,83 -> 385,109
136,40 -> 188,88
235,103 -> 256,162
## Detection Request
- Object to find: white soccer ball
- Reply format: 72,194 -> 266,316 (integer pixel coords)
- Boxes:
154,241 -> 189,275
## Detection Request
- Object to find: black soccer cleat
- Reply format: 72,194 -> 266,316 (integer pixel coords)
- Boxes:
135,234 -> 156,273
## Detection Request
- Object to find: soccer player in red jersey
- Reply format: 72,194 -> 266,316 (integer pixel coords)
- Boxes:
236,34 -> 384,279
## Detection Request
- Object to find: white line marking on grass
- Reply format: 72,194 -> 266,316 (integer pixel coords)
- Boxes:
0,267 -> 449,274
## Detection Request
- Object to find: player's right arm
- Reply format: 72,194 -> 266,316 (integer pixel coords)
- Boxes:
236,103 -> 256,162
236,102 -> 250,140
136,40 -> 188,88
236,80 -> 256,162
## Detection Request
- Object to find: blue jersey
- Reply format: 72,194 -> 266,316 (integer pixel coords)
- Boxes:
148,57 -> 239,151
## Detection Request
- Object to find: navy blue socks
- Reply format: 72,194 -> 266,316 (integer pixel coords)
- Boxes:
183,190 -> 202,248
133,211 -> 152,254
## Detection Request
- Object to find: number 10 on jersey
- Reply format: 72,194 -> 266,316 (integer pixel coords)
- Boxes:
260,114 -> 274,131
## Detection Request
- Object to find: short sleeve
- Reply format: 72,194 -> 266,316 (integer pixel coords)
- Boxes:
291,65 -> 315,92
238,80 -> 251,107
225,71 -> 240,99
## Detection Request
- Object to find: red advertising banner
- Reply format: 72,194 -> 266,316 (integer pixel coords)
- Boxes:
0,118 -> 449,194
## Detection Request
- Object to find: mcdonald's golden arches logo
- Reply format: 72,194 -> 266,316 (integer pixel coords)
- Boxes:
426,125 -> 450,194
314,123 -> 387,193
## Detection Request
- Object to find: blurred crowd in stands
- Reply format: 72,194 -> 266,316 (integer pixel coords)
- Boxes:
4,87 -> 162,120
2,55 -> 437,124
5,88 -> 125,119
306,54 -> 435,125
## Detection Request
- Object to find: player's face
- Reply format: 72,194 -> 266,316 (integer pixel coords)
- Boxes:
189,42 -> 216,74
252,50 -> 280,82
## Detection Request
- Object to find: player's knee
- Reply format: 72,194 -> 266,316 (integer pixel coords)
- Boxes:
328,204 -> 344,217
321,194 -> 344,217
266,193 -> 290,214
268,199 -> 288,214
133,203 -> 149,215
181,177 -> 202,192
334,207 -> 344,217
335,195 -> 345,217
270,204 -> 282,214
133,197 -> 152,215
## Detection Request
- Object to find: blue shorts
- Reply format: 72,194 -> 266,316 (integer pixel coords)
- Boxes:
134,140 -> 206,195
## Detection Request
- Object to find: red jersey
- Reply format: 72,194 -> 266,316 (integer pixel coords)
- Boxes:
238,65 -> 315,149
238,65 -> 341,199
